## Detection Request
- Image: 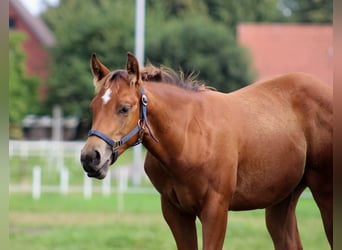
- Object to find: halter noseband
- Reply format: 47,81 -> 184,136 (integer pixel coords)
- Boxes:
87,87 -> 151,163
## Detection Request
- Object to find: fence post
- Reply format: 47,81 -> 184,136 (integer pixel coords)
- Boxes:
21,141 -> 29,159
102,170 -> 111,196
117,167 -> 129,212
60,167 -> 69,195
32,166 -> 41,200
83,172 -> 92,199
52,105 -> 64,171
52,105 -> 63,141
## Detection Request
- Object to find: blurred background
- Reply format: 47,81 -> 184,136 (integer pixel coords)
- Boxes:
9,0 -> 332,249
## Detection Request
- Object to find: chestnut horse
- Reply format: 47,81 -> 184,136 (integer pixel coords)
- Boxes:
80,52 -> 332,250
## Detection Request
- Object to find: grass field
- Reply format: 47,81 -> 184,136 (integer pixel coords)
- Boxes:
9,144 -> 330,249
10,192 -> 330,250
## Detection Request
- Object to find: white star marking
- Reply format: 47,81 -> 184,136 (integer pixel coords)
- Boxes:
101,88 -> 112,104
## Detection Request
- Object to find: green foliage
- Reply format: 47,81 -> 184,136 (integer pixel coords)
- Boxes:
41,0 -> 135,119
151,0 -> 331,25
148,0 -> 283,25
147,0 -> 207,18
9,32 -> 40,125
146,14 -> 255,92
199,0 -> 284,31
278,0 -> 332,23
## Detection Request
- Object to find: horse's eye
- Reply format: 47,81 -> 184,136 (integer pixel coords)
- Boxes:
118,105 -> 130,115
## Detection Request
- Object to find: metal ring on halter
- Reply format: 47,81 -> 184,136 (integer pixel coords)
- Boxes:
141,94 -> 148,106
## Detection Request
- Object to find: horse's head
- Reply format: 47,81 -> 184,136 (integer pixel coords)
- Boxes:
80,52 -> 146,179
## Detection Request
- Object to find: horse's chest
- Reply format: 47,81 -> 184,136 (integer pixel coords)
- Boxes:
144,153 -> 210,213
145,164 -> 204,213
155,175 -> 200,212
164,183 -> 200,213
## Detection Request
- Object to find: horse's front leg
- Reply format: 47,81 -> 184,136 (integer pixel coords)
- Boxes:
161,195 -> 198,250
199,191 -> 229,250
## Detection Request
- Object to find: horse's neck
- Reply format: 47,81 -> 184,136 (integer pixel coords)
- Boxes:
142,83 -> 202,165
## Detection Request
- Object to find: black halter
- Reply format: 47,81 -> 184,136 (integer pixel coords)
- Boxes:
87,87 -> 152,163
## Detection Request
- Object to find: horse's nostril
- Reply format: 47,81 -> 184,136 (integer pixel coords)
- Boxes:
94,150 -> 101,165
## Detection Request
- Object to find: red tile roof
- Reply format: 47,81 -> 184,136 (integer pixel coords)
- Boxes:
237,23 -> 333,86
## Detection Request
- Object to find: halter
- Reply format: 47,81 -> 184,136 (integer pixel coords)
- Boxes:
87,87 -> 156,163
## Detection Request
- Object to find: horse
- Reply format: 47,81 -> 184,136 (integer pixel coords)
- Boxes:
80,52 -> 333,250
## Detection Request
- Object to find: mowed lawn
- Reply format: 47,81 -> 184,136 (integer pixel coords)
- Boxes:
10,192 -> 329,250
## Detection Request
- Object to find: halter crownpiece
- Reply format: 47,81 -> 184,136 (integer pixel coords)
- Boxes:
87,87 -> 158,163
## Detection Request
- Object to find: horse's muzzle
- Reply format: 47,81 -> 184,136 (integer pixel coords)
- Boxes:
80,148 -> 110,179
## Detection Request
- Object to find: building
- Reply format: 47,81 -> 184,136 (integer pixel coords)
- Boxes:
9,0 -> 56,97
237,24 -> 333,86
9,1 -> 80,140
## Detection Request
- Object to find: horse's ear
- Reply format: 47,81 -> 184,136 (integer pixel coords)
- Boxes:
126,52 -> 141,87
90,53 -> 110,93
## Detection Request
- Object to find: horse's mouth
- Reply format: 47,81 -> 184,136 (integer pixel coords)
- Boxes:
86,160 -> 110,179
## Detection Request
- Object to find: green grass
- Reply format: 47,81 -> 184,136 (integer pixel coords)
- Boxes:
10,193 -> 330,250
10,149 -> 330,249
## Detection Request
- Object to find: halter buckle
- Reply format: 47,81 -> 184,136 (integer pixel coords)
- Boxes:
112,140 -> 122,151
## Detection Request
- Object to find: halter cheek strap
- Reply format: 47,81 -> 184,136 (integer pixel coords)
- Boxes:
87,87 -> 156,163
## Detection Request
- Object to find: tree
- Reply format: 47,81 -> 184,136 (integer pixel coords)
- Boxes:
278,0 -> 332,23
9,32 -> 40,125
198,0 -> 284,32
148,0 -> 332,28
41,0 -> 136,122
146,14 -> 255,92
148,0 -> 285,33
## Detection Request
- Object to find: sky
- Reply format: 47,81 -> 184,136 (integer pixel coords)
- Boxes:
19,0 -> 59,16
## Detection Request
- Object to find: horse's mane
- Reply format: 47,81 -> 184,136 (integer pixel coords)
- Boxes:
141,64 -> 214,92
